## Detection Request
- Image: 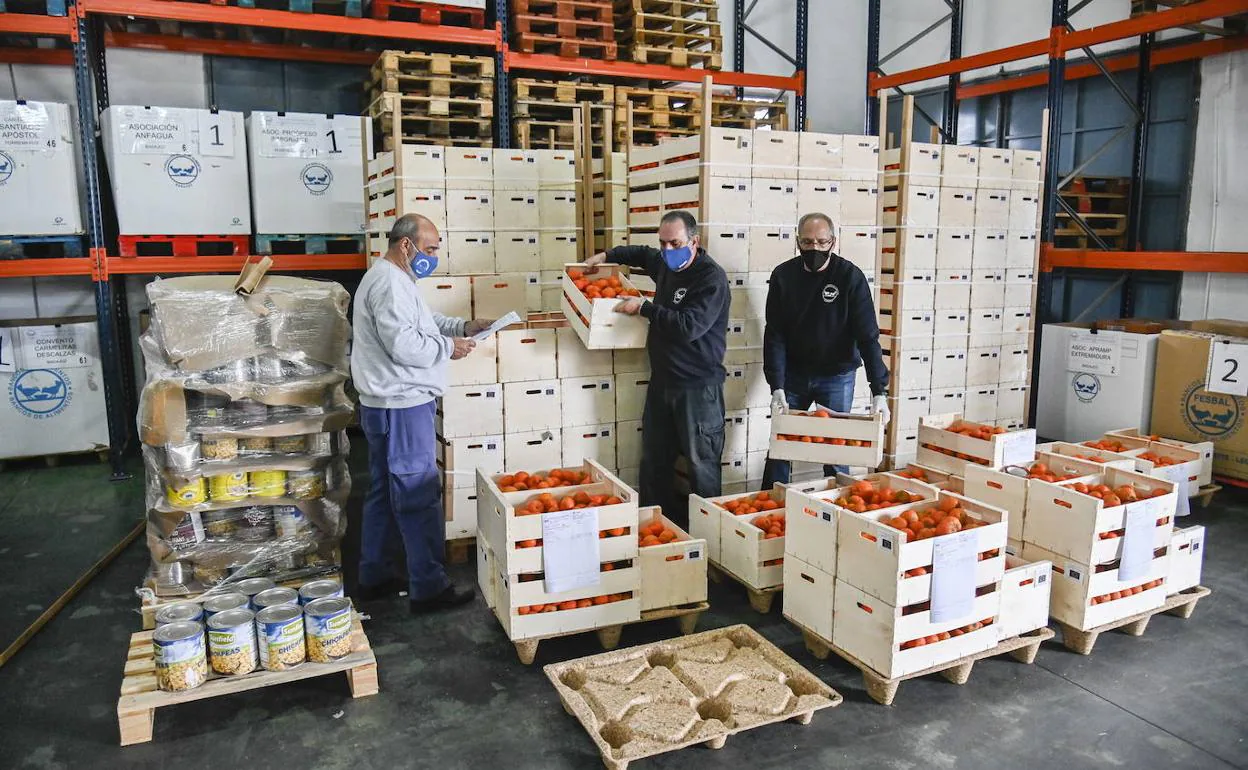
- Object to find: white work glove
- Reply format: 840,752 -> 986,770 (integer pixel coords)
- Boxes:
771,389 -> 788,415
872,394 -> 890,424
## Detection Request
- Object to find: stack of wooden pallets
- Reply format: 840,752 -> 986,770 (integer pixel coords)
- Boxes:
367,51 -> 495,149
1054,175 -> 1130,250
511,0 -> 618,59
712,94 -> 788,131
512,77 -> 614,157
615,85 -> 703,147
615,0 -> 723,69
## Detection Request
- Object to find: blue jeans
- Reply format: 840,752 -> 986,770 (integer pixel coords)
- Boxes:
358,401 -> 450,602
761,370 -> 857,488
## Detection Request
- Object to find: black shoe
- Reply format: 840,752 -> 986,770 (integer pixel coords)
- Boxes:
410,585 -> 475,614
356,578 -> 407,602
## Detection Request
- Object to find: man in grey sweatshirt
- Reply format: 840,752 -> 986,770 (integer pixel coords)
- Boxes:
351,214 -> 491,613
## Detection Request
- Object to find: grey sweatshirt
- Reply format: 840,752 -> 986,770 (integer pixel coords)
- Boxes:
351,259 -> 467,409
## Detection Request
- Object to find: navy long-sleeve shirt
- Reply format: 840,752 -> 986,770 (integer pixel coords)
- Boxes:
606,245 -> 730,388
763,254 -> 889,396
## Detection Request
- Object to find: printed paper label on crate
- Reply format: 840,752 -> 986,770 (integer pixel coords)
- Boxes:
931,529 -> 978,622
1118,503 -> 1154,581
1152,464 -> 1190,517
117,107 -> 190,155
196,111 -> 235,158
255,113 -> 324,159
1066,330 -> 1121,376
999,430 -> 1036,467
0,101 -> 56,152
0,329 -> 15,374
1204,339 -> 1248,398
16,325 -> 93,369
542,507 -> 602,594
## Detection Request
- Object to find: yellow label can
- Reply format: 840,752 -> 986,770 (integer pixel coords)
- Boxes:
166,478 -> 207,508
250,470 -> 287,499
208,471 -> 249,502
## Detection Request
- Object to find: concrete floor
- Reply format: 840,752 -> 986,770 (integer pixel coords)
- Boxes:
2,450 -> 1247,770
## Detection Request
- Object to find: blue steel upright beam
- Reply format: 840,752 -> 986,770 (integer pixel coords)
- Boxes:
795,0 -> 808,129
866,0 -> 881,135
943,0 -> 962,142
734,0 -> 745,98
494,0 -> 510,148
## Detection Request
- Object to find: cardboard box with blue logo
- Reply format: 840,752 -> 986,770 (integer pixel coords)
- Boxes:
1150,320 -> 1248,483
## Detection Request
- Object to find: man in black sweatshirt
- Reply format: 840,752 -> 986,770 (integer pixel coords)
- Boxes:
584,210 -> 730,526
762,212 -> 891,487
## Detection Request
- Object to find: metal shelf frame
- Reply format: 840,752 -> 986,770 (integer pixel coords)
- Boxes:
731,0 -> 809,127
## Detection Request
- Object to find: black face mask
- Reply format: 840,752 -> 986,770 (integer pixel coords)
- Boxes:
800,248 -> 832,272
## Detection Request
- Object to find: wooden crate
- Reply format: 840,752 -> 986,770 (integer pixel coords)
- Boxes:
962,452 -> 1107,542
1167,525 -> 1205,595
998,556 -> 1053,640
770,407 -> 884,468
719,500 -> 787,590
494,561 -> 642,641
637,507 -> 708,610
560,264 -> 649,350
916,413 -> 1037,473
1040,440 -> 1139,471
1105,427 -> 1214,487
118,616 -> 377,745
1022,541 -> 1169,632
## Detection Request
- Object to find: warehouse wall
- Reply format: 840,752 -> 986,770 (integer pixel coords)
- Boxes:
1179,49 -> 1248,321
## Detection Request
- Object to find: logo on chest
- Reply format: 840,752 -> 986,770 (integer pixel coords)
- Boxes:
672,287 -> 688,305
822,284 -> 840,303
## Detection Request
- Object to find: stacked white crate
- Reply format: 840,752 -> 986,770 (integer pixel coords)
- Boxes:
592,152 -> 629,254
877,139 -> 1042,468
626,128 -> 882,491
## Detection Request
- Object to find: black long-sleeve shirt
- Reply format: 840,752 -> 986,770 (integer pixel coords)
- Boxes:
606,245 -> 730,388
763,254 -> 890,396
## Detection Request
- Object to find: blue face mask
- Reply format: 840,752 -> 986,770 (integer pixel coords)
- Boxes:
662,245 -> 694,271
410,249 -> 438,278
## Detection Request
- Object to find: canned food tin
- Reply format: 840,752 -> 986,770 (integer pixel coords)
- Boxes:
165,440 -> 201,473
272,434 -> 307,454
235,506 -> 275,542
202,592 -> 249,620
255,604 -> 306,671
240,436 -> 273,455
202,509 -> 237,538
236,577 -> 277,608
274,505 -> 306,538
165,478 -> 207,508
298,579 -> 344,605
208,471 -> 250,502
201,437 -> 239,461
207,609 -> 257,676
251,470 -> 287,498
252,586 -> 299,611
305,597 -> 353,663
153,621 -> 208,691
288,469 -> 324,500
306,432 -> 332,456
154,602 -> 204,627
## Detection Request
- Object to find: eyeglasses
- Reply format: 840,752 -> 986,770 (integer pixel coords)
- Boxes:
797,238 -> 834,249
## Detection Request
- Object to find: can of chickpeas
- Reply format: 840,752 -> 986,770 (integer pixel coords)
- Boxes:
153,621 -> 208,692
252,586 -> 299,612
250,470 -> 287,498
304,597 -> 353,663
201,436 -> 239,462
298,579 -> 344,605
154,602 -> 203,627
165,478 -> 207,508
255,604 -> 305,671
288,469 -> 324,500
208,471 -> 249,502
202,592 -> 249,621
207,608 -> 257,676
236,577 -> 277,610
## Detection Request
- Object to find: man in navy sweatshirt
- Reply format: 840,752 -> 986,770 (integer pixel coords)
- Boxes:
584,210 -> 730,526
761,212 -> 891,486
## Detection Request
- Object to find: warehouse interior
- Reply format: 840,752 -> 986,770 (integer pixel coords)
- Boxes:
2,0 -> 1248,767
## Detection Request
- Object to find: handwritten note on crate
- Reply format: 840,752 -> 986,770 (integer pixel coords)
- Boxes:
999,431 -> 1036,467
542,507 -> 602,594
930,529 -> 978,623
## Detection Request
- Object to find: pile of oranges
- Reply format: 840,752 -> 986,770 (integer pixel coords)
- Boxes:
1091,580 -> 1163,605
751,513 -> 786,539
639,520 -> 679,547
1084,439 -> 1128,452
517,591 -> 633,615
1138,451 -> 1179,467
567,269 -> 643,301
716,491 -> 783,515
877,496 -> 989,542
1065,481 -> 1167,509
517,490 -> 624,516
834,480 -> 925,514
899,618 -> 994,649
516,526 -> 631,549
920,443 -> 991,466
946,421 -> 1007,440
774,408 -> 873,446
1024,462 -> 1079,482
498,468 -> 592,492
892,467 -> 931,482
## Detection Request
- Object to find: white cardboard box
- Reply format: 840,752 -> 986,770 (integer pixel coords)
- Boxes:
0,101 -> 84,235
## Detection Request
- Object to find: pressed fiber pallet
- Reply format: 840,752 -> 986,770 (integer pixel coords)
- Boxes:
706,562 -> 781,614
790,615 -> 1053,706
118,616 -> 378,745
544,624 -> 842,770
1055,585 -> 1212,655
511,601 -> 710,665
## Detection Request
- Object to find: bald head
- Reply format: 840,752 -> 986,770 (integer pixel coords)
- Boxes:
386,213 -> 441,268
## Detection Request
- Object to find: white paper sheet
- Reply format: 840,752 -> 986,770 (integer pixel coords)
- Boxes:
471,311 -> 522,342
542,507 -> 602,594
197,111 -> 235,158
1153,465 -> 1190,517
1205,338 -> 1248,397
1000,430 -> 1036,467
1117,502 -> 1154,581
930,529 -> 978,623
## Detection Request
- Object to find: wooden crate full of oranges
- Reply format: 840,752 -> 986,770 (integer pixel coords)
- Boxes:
560,264 -> 649,350
770,405 -> 885,468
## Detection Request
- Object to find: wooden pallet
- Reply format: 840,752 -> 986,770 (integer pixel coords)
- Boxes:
1052,234 -> 1128,250
370,92 -> 494,120
627,43 -> 720,68
513,14 -> 614,41
371,50 -> 494,83
513,77 -> 614,104
445,536 -> 474,565
515,0 -> 612,21
117,234 -> 249,258
369,0 -> 486,26
1055,585 -> 1211,656
706,562 -> 781,614
1193,483 -> 1222,508
512,31 -> 618,58
792,616 -> 1054,706
511,601 -> 709,665
515,119 -> 609,153
0,447 -> 108,471
118,616 -> 378,746
0,234 -> 85,259
618,125 -> 700,147
239,0 -> 362,16
380,132 -> 493,150
617,10 -> 721,42
368,72 -> 492,102
710,96 -> 787,130
254,233 -> 365,256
